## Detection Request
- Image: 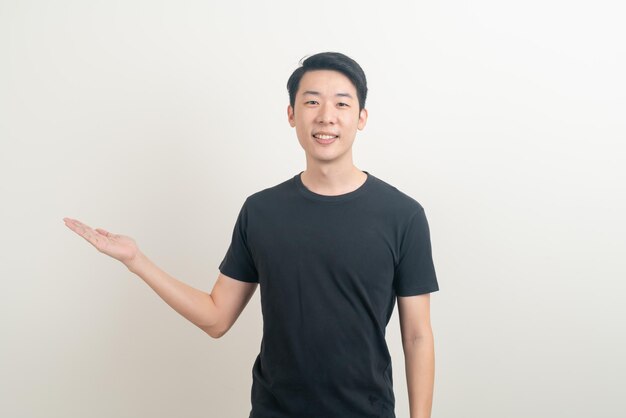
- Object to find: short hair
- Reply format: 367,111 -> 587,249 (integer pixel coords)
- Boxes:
286,52 -> 368,113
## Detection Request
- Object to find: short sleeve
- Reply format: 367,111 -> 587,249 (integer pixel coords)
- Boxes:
218,199 -> 259,283
393,208 -> 439,296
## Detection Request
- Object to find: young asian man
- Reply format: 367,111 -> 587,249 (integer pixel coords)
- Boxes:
63,51 -> 439,418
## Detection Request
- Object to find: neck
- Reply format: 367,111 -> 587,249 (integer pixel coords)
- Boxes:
300,164 -> 367,196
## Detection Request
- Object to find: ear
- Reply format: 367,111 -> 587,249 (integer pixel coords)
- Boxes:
287,105 -> 296,127
357,107 -> 368,130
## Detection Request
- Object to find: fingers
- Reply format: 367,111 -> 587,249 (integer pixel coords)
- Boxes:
64,218 -> 90,234
63,218 -> 99,245
95,228 -> 112,237
64,218 -> 118,253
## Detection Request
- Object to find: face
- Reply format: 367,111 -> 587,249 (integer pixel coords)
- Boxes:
287,69 -> 368,166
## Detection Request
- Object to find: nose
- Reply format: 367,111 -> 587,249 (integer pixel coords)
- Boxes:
316,102 -> 336,124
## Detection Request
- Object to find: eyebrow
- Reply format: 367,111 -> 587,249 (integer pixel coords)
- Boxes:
302,90 -> 354,99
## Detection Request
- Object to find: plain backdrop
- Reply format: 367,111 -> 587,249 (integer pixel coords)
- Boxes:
1,1 -> 625,417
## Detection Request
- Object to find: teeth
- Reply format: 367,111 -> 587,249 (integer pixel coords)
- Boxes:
315,134 -> 337,139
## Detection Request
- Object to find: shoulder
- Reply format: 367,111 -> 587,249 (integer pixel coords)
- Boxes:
368,173 -> 425,217
241,175 -> 295,209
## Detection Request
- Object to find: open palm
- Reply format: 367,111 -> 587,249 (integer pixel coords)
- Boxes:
63,217 -> 139,265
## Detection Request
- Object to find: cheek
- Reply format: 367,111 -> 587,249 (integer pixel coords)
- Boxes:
340,118 -> 357,128
296,127 -> 311,141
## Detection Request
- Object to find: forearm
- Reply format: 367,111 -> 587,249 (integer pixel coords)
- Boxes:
125,251 -> 220,336
402,332 -> 435,418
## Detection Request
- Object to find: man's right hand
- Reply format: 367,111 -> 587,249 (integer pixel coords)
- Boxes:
63,217 -> 139,267
62,217 -> 258,338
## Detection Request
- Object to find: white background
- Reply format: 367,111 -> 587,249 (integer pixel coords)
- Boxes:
1,1 -> 625,417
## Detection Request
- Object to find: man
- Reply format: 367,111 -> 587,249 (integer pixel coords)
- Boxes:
63,51 -> 439,418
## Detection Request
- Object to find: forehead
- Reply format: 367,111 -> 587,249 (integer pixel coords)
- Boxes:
298,69 -> 357,96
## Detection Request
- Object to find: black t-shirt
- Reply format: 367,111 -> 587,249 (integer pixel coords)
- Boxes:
219,170 -> 439,418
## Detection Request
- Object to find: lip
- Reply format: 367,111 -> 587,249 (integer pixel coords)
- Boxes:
312,134 -> 337,145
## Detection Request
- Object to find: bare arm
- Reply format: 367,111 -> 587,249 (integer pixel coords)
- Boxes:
63,217 -> 258,339
126,252 -> 257,338
398,293 -> 435,418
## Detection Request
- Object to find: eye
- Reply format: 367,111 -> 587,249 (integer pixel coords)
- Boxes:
305,100 -> 319,105
338,102 -> 349,107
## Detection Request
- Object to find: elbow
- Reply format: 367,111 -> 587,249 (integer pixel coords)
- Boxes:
201,321 -> 226,339
204,327 -> 224,339
208,330 -> 224,339
201,302 -> 226,338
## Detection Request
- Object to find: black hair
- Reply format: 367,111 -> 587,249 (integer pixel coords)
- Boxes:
286,52 -> 368,113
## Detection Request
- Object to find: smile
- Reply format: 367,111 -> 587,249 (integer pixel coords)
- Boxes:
313,134 -> 338,144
